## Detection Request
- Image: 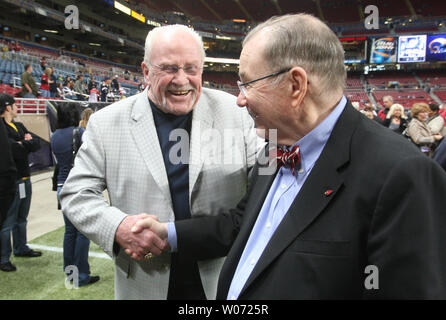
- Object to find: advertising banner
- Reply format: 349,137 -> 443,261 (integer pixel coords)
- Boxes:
398,35 -> 427,63
426,34 -> 446,61
370,37 -> 397,64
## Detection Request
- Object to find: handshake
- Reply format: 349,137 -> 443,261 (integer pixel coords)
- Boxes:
115,214 -> 170,261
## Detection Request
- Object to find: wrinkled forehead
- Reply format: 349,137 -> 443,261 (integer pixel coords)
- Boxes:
150,30 -> 203,65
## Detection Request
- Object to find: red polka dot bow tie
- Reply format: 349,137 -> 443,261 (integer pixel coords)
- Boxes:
275,145 -> 301,175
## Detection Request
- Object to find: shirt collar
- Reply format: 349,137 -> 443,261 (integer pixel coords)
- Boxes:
287,95 -> 347,174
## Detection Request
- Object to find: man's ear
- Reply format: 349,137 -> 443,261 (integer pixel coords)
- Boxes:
289,67 -> 308,108
141,61 -> 151,87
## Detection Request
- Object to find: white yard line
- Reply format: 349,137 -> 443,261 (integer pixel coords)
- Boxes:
28,244 -> 112,260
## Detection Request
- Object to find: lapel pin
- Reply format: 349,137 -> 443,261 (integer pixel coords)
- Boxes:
324,189 -> 333,197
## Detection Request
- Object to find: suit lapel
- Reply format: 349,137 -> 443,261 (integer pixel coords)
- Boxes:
240,162 -> 344,295
237,103 -> 360,298
129,91 -> 173,208
189,96 -> 214,199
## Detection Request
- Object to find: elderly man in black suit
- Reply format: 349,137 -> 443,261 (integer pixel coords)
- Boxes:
131,13 -> 446,299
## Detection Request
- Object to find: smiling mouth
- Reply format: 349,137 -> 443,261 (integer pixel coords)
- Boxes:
168,89 -> 192,96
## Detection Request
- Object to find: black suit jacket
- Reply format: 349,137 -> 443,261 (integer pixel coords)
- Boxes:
3,119 -> 40,179
176,101 -> 446,299
0,119 -> 16,225
433,137 -> 446,171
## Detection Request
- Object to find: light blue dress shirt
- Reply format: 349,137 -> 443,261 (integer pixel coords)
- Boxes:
168,96 -> 347,300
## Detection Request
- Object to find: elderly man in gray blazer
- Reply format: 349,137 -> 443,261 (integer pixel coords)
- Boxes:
60,25 -> 262,299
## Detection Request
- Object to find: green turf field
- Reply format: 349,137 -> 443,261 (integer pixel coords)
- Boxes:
0,227 -> 114,300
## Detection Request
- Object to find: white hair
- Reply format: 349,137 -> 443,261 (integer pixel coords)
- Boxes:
387,103 -> 407,119
144,24 -> 206,67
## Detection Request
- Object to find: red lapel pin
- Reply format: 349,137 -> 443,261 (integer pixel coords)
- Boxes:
324,189 -> 333,197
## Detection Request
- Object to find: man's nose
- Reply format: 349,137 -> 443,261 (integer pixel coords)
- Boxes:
171,69 -> 189,86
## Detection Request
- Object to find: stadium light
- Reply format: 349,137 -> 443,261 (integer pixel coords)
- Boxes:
147,20 -> 161,27
131,10 -> 146,23
216,35 -> 236,40
205,57 -> 239,65
114,1 -> 131,15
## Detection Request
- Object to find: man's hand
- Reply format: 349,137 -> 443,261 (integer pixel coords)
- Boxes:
132,217 -> 168,238
115,213 -> 169,261
125,217 -> 170,260
25,83 -> 32,93
24,133 -> 32,141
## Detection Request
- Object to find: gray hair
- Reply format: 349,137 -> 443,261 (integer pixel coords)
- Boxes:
382,95 -> 394,102
243,14 -> 346,93
144,24 -> 206,67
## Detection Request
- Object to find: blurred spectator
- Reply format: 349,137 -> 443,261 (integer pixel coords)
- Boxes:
40,57 -> 46,71
11,41 -> 21,52
100,77 -> 111,102
87,77 -> 96,92
74,75 -> 87,101
363,106 -> 382,123
21,64 -> 38,98
383,104 -> 408,134
124,70 -> 130,80
62,81 -> 75,100
88,84 -> 99,102
111,75 -> 120,93
0,94 -> 41,272
378,95 -> 394,121
407,102 -> 443,157
40,68 -> 52,98
119,87 -> 126,99
50,103 -> 99,286
79,108 -> 93,129
50,67 -> 58,98
427,103 -> 446,137
138,82 -> 145,93
56,83 -> 63,98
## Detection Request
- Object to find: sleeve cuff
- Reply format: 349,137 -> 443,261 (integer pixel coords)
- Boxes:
167,222 -> 178,253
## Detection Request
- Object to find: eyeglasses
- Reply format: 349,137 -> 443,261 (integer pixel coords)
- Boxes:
237,68 -> 291,97
150,64 -> 201,76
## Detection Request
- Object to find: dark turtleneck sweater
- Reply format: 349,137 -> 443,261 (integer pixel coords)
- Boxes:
149,99 -> 206,299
